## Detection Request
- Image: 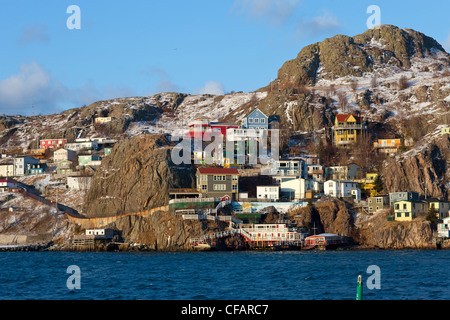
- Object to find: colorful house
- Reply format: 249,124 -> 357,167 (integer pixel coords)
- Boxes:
374,138 -> 402,156
208,122 -> 239,138
196,167 -> 239,200
78,155 -> 101,167
29,163 -> 46,175
394,200 -> 427,221
40,139 -> 67,150
28,149 -> 47,159
332,114 -> 365,146
389,191 -> 420,208
242,108 -> 268,130
441,127 -> 450,135
186,118 -> 211,139
367,195 -> 389,213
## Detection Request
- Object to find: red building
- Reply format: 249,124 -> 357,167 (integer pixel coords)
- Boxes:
208,122 -> 239,138
40,139 -> 67,150
186,118 -> 211,139
186,118 -> 238,140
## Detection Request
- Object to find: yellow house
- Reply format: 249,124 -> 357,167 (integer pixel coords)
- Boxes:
361,173 -> 379,197
332,114 -> 365,146
442,127 -> 450,135
394,200 -> 427,221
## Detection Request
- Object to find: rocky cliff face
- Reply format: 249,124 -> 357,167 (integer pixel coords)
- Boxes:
82,134 -> 195,218
104,210 -> 226,251
356,210 -> 435,249
287,199 -> 355,237
288,199 -> 437,249
381,134 -> 449,200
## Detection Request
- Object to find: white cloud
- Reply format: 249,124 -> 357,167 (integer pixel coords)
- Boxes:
0,62 -> 137,115
296,11 -> 342,40
232,0 -> 300,26
445,33 -> 450,53
18,25 -> 50,45
194,81 -> 225,96
0,62 -> 62,114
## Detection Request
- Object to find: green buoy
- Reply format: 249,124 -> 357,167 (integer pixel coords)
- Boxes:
356,275 -> 363,300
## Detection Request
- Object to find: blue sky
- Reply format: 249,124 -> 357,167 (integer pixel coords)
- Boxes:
0,0 -> 449,115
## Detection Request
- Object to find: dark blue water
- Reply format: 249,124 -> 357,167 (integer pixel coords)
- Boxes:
0,250 -> 448,300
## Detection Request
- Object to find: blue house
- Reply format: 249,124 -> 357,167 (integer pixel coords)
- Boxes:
29,163 -> 46,175
242,108 -> 268,130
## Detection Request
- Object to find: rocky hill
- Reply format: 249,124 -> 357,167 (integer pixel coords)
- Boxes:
0,25 -> 449,250
82,134 -> 195,218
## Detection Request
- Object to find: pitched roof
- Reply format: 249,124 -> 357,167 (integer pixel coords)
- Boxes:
197,167 -> 239,175
246,107 -> 268,119
335,114 -> 362,123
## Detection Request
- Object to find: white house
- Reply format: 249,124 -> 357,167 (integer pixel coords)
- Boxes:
85,228 -> 114,239
324,180 -> 360,200
67,176 -> 92,191
13,156 -> 39,176
280,178 -> 323,200
438,217 -> 450,238
257,186 -> 279,201
65,140 -> 98,153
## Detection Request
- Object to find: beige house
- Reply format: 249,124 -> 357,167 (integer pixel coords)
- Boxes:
54,148 -> 77,162
95,117 -> 113,124
326,164 -> 361,180
0,163 -> 15,177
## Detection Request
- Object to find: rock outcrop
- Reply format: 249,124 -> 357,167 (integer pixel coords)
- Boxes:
82,134 -> 195,218
267,25 -> 449,89
357,211 -> 435,249
381,135 -> 449,200
288,199 -> 355,237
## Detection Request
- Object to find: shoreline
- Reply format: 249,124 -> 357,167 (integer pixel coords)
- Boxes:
0,242 -> 446,252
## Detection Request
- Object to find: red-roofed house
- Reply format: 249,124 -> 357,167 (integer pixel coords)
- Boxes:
332,114 -> 366,146
196,167 -> 239,200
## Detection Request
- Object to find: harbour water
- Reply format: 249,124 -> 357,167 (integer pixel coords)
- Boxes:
0,250 -> 448,300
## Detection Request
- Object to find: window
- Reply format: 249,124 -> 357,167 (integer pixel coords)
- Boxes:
403,204 -> 407,210
213,184 -> 226,191
214,175 -> 226,181
254,118 -> 259,123
232,175 -> 238,181
249,118 -> 253,123
202,185 -> 207,190
261,118 -> 265,123
397,213 -> 401,217
201,175 -> 207,181
232,185 -> 237,191
405,212 -> 410,217
376,198 -> 382,203
395,204 -> 399,210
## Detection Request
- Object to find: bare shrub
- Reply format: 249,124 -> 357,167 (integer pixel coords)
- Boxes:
397,76 -> 409,90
